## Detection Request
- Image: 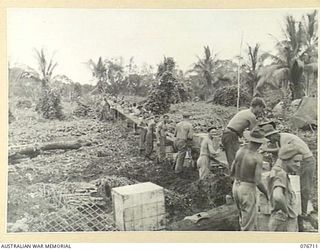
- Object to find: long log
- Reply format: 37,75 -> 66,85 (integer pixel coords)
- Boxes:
9,140 -> 91,163
167,204 -> 240,231
40,141 -> 84,151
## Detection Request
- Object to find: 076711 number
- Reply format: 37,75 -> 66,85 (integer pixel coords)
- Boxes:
300,244 -> 318,248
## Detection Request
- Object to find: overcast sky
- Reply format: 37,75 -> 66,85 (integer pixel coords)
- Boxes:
7,8 -> 316,84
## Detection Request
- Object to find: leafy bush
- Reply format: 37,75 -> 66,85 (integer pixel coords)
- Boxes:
144,71 -> 176,114
36,87 -> 63,120
212,85 -> 251,107
144,57 -> 189,114
172,81 -> 190,103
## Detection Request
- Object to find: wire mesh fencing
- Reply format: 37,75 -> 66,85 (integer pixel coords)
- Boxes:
31,182 -> 116,232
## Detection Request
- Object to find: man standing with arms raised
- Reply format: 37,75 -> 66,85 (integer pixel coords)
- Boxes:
222,97 -> 266,167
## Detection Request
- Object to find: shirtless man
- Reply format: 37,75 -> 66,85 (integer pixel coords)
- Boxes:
231,126 -> 269,231
222,97 -> 266,167
197,127 -> 219,180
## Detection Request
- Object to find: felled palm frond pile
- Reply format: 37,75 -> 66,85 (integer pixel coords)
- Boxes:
168,101 -> 237,133
211,85 -> 251,107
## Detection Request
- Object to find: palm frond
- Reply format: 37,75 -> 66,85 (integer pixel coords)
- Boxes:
48,62 -> 58,77
256,64 -> 288,90
302,10 -> 318,44
47,53 -> 57,76
33,48 -> 57,83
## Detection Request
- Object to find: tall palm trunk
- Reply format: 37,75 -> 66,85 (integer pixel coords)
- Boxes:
306,73 -> 310,96
289,59 -> 305,100
251,77 -> 257,98
290,81 -> 305,100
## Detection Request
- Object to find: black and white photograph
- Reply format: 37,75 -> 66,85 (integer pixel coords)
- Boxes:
7,8 -> 318,233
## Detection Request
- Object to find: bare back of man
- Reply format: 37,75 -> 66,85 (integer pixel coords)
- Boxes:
233,147 -> 261,183
232,144 -> 267,231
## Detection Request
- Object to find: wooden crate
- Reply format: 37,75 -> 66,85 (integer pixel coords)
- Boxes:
112,182 -> 166,231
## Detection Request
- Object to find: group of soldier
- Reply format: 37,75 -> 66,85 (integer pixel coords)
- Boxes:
103,94 -> 315,232
139,115 -> 169,162
137,97 -> 315,232
224,97 -> 315,232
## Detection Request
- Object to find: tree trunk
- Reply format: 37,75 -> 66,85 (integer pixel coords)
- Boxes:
251,76 -> 258,98
290,82 -> 305,100
9,140 -> 91,163
305,73 -> 309,96
167,204 -> 240,231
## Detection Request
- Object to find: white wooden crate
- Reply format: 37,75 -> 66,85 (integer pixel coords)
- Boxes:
112,182 -> 166,231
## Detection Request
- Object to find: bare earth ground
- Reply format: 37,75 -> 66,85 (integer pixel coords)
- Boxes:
7,101 -> 318,232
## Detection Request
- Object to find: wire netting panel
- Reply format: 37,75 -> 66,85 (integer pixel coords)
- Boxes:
31,183 -> 116,232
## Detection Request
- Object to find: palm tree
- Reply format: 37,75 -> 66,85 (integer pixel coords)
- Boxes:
34,48 -> 58,87
256,11 -> 318,100
18,48 -> 63,119
87,57 -> 125,96
87,57 -> 107,93
242,44 -> 261,97
104,59 -> 124,96
301,10 -> 318,96
20,48 -> 58,88
191,46 -> 218,100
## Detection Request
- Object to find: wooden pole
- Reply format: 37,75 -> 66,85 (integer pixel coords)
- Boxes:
237,32 -> 244,111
